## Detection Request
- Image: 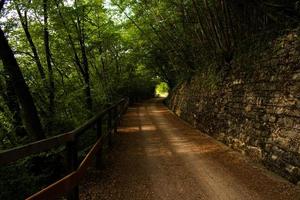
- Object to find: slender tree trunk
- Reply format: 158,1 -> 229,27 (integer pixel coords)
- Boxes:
15,3 -> 46,81
57,0 -> 92,110
0,0 -> 5,11
0,27 -> 45,140
55,0 -> 85,75
76,5 -> 92,111
43,0 -> 55,133
80,33 -> 92,111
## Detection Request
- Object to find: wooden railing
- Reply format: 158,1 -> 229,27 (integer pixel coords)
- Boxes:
0,98 -> 129,200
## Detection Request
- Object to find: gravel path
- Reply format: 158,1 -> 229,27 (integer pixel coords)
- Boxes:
80,99 -> 300,200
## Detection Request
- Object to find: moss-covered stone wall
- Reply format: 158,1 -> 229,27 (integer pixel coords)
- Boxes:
167,30 -> 300,183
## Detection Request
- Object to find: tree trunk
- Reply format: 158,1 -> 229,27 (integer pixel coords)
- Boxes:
15,3 -> 46,81
55,0 -> 85,76
0,0 -> 5,12
57,0 -> 92,111
79,36 -> 92,111
76,5 -> 93,111
0,27 -> 45,140
43,0 -> 55,133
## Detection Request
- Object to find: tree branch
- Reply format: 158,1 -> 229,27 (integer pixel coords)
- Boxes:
0,0 -> 6,12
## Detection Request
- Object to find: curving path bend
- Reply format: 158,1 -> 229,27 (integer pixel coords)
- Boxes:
80,99 -> 300,200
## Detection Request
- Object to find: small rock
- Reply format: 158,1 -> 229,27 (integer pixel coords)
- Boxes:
269,115 -> 277,123
246,146 -> 262,160
271,155 -> 278,160
292,72 -> 300,80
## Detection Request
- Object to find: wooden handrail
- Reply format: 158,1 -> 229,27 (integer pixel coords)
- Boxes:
0,132 -> 74,165
0,98 -> 127,165
26,136 -> 105,200
0,97 -> 129,200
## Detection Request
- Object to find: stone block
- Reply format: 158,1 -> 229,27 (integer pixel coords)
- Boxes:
292,72 -> 300,80
246,146 -> 263,160
271,154 -> 278,161
265,144 -> 272,152
276,137 -> 290,151
285,164 -> 300,177
269,115 -> 277,123
272,146 -> 284,155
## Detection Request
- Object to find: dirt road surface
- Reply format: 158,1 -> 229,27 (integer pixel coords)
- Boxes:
80,99 -> 300,200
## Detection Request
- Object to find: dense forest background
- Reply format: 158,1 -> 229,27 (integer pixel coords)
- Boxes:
0,0 -> 159,148
0,0 -> 299,199
1,0 -> 299,148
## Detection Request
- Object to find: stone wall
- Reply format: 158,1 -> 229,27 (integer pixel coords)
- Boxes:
167,30 -> 300,183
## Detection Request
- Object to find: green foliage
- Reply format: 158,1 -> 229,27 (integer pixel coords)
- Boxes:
0,0 -> 296,147
0,151 -> 64,200
0,0 -> 160,146
197,66 -> 221,91
155,82 -> 169,97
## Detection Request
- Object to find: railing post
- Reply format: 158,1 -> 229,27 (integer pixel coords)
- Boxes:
113,106 -> 118,135
117,104 -> 121,126
123,98 -> 128,114
66,138 -> 79,200
95,118 -> 102,169
108,109 -> 112,147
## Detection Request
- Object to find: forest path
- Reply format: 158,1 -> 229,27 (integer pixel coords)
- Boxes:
80,99 -> 300,200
